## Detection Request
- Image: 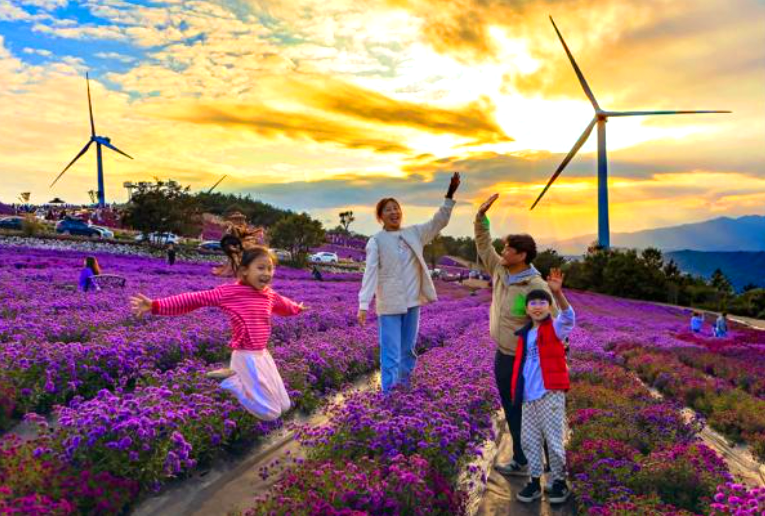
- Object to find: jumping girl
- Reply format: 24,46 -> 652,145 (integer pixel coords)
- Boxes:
130,246 -> 307,421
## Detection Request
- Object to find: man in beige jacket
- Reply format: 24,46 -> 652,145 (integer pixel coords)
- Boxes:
475,193 -> 555,478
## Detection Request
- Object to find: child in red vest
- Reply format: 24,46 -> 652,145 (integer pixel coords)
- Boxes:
510,268 -> 574,504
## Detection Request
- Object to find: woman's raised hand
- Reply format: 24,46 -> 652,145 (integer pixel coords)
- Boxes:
446,172 -> 461,199
130,294 -> 153,316
478,193 -> 499,215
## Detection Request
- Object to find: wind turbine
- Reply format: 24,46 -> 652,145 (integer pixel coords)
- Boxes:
531,17 -> 730,249
50,73 -> 133,207
207,174 -> 227,194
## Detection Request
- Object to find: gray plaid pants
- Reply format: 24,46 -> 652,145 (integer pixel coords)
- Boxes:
521,390 -> 567,480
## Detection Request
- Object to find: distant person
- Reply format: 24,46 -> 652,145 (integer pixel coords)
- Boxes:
714,312 -> 729,338
166,242 -> 177,266
690,311 -> 704,333
312,265 -> 323,282
79,256 -> 101,292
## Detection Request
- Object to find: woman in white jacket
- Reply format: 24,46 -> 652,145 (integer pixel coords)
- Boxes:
358,173 -> 460,393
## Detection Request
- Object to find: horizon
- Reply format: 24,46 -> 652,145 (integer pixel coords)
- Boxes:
1,0 -> 764,240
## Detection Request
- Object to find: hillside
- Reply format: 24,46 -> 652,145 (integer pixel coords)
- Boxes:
665,250 -> 765,292
545,215 -> 765,254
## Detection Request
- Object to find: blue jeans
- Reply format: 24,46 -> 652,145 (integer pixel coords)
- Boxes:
378,306 -> 421,393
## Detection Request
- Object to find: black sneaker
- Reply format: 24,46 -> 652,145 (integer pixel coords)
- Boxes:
548,479 -> 571,504
516,480 -> 542,503
494,460 -> 529,476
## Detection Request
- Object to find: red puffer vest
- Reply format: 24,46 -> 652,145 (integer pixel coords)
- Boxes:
510,317 -> 570,404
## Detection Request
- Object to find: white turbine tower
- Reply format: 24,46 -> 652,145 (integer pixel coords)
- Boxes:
531,17 -> 731,249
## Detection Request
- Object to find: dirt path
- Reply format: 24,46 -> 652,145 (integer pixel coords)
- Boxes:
643,383 -> 764,488
681,408 -> 765,487
474,423 -> 575,516
132,373 -> 379,516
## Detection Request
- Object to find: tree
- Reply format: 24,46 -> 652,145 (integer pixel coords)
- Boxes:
339,211 -> 355,233
122,180 -> 201,241
663,259 -> 682,281
423,236 -> 447,269
194,192 -> 292,227
710,268 -> 734,296
710,268 -> 734,309
641,247 -> 664,270
269,213 -> 325,265
534,249 -> 566,278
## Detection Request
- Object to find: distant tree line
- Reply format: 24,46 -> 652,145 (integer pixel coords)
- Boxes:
427,233 -> 764,319
122,182 -> 324,263
122,183 -> 764,318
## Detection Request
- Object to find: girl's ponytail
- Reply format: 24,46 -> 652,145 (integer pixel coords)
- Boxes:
220,235 -> 243,274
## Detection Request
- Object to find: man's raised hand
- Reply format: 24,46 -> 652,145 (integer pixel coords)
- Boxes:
478,193 -> 499,215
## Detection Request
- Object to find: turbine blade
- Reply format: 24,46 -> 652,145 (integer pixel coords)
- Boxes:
50,141 -> 93,187
207,174 -> 227,194
530,118 -> 597,210
550,16 -> 600,111
102,140 -> 134,160
86,72 -> 96,137
605,110 -> 731,117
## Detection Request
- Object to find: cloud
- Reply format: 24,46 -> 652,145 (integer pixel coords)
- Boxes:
162,101 -> 413,154
32,21 -> 128,42
23,0 -> 68,9
150,71 -> 512,153
23,48 -> 53,57
0,2 -> 35,21
94,51 -> 136,63
280,75 -> 511,145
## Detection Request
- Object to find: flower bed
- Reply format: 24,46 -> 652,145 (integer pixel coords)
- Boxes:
243,322 -> 497,515
0,245 -> 488,512
673,347 -> 765,398
620,347 -> 765,461
567,358 -> 739,514
0,247 -> 367,424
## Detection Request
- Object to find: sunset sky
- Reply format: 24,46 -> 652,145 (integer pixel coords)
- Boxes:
1,0 -> 763,241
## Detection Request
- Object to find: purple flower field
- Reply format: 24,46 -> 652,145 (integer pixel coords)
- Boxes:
1,244 -> 763,515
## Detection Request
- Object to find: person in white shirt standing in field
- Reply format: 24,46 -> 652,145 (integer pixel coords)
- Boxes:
358,172 -> 461,393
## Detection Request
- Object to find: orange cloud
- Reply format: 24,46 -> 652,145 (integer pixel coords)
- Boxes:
282,75 -> 512,145
156,72 -> 512,154
165,102 -> 412,154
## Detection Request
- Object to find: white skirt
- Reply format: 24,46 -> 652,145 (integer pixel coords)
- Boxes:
220,349 -> 291,421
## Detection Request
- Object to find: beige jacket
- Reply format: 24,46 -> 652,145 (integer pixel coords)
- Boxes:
360,199 -> 456,315
474,214 -> 555,355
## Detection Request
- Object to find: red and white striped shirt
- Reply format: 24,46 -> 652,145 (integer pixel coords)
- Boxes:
151,282 -> 302,351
